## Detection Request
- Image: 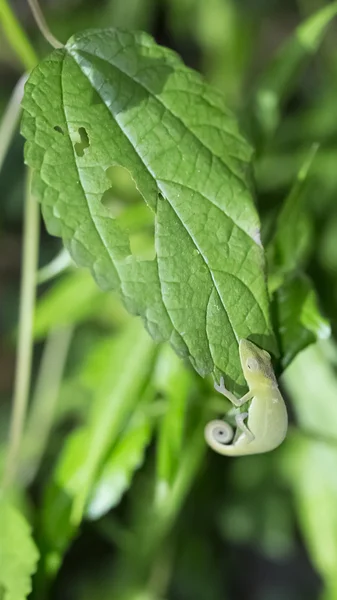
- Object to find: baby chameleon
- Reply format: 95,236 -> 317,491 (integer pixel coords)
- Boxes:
204,339 -> 288,456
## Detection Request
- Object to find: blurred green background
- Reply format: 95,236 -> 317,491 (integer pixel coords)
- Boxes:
1,0 -> 337,599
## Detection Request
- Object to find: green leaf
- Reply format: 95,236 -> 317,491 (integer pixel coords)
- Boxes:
0,497 -> 39,600
272,274 -> 330,369
253,2 -> 337,140
283,342 -> 337,590
87,384 -> 154,520
267,144 -> 318,293
22,28 -> 275,388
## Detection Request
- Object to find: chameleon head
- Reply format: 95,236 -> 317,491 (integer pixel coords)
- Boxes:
239,339 -> 277,390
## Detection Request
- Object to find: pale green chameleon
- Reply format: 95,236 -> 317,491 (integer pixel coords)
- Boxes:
205,339 -> 288,456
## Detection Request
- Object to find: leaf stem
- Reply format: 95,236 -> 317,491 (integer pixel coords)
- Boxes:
20,327 -> 73,485
0,74 -> 27,176
27,0 -> 63,49
0,0 -> 37,69
2,171 -> 40,489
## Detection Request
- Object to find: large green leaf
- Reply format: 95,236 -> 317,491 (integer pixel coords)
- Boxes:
22,28 -> 274,388
0,497 -> 39,600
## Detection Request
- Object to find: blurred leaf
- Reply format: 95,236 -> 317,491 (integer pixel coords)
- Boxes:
109,403 -> 209,599
282,342 -> 337,588
173,530 -> 223,600
39,320 -> 157,575
277,65 -> 337,147
66,321 -> 156,522
256,148 -> 337,195
154,345 -> 192,491
218,453 -> 294,560
87,385 -> 155,520
34,269 -> 128,339
282,341 -> 337,441
267,144 -> 318,292
283,433 -> 337,587
272,273 -> 330,369
22,28 -> 275,388
319,211 -> 337,273
321,580 -> 337,600
0,496 -> 39,600
194,0 -> 254,102
48,0 -> 155,44
253,1 -> 337,140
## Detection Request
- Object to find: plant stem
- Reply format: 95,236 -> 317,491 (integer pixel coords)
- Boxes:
2,171 -> 40,489
0,73 -> 27,176
27,0 -> 63,49
0,0 -> 37,70
20,327 -> 73,485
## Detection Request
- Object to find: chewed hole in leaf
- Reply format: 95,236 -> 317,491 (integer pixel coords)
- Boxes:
101,165 -> 155,260
74,127 -> 90,157
103,165 -> 144,206
129,232 -> 156,261
54,125 -> 64,134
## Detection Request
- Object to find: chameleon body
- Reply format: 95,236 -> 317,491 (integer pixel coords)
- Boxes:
204,339 -> 288,456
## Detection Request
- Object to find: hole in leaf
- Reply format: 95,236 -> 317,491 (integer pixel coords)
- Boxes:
102,165 -> 144,208
54,126 -> 64,134
101,165 -> 155,261
74,127 -> 90,157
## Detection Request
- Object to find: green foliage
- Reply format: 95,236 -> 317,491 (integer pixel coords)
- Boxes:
284,434 -> 337,586
0,496 -> 39,600
87,388 -> 153,519
272,274 -> 330,370
1,0 -> 337,599
267,144 -> 318,288
42,321 -> 157,545
154,344 -> 193,487
33,269 -> 128,338
252,2 -> 337,142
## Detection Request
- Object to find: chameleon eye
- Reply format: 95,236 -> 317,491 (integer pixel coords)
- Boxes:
246,358 -> 259,371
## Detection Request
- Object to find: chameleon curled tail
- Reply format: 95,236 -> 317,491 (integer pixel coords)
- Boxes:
205,413 -> 257,457
205,419 -> 234,447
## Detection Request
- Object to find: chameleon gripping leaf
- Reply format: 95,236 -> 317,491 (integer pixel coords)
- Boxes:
205,339 -> 288,456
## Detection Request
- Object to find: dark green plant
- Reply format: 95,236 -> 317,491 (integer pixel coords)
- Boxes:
1,1 -> 337,599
